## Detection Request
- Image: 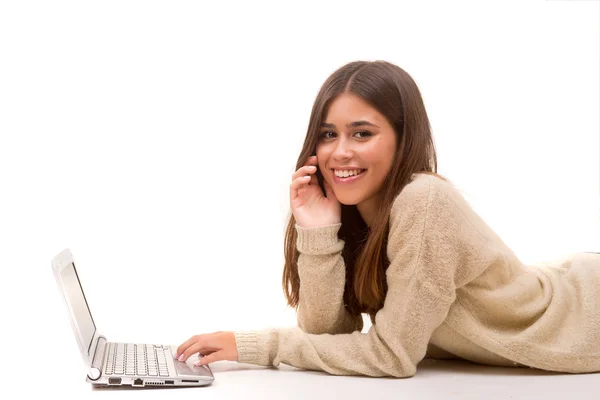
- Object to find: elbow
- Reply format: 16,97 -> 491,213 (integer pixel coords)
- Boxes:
297,316 -> 357,335
297,318 -> 335,335
373,348 -> 418,378
396,365 -> 417,378
382,360 -> 417,378
296,306 -> 338,335
296,305 -> 363,335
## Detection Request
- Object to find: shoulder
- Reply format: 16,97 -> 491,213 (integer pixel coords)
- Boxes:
390,173 -> 460,222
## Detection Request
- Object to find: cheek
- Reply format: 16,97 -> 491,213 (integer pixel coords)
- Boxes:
315,147 -> 328,165
364,142 -> 395,169
360,149 -> 380,166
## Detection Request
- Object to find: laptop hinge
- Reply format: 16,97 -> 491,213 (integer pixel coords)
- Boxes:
88,335 -> 107,381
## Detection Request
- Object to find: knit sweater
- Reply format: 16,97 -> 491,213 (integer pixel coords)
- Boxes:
233,173 -> 600,377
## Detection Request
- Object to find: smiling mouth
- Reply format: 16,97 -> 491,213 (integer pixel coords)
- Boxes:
332,169 -> 367,178
330,170 -> 367,185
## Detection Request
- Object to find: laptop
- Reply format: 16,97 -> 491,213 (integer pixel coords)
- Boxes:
52,248 -> 215,387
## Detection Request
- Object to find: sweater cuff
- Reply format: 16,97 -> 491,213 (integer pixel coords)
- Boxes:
234,330 -> 276,366
234,331 -> 260,364
295,223 -> 344,255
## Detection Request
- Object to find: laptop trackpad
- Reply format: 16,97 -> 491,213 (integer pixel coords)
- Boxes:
174,354 -> 212,377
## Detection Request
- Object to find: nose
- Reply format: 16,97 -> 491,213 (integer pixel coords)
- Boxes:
332,135 -> 354,161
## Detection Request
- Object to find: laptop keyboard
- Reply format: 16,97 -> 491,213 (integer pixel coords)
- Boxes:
104,343 -> 171,376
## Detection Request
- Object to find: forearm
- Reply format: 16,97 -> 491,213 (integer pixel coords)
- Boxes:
297,252 -> 363,334
295,223 -> 363,334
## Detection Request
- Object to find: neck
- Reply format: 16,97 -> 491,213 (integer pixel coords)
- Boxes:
356,193 -> 382,228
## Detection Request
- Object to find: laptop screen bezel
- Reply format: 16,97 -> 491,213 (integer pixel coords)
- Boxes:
52,249 -> 98,366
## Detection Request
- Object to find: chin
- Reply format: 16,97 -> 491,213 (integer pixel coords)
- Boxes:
334,193 -> 362,206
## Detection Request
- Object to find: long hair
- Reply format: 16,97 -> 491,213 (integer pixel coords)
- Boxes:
282,60 -> 449,323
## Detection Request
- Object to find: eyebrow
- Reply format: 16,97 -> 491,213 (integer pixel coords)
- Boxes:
320,120 -> 380,129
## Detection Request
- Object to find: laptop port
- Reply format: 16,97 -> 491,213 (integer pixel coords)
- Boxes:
133,378 -> 144,386
182,379 -> 198,383
165,380 -> 174,385
108,377 -> 121,384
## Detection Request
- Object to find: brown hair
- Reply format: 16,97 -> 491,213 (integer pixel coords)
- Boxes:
282,60 -> 449,323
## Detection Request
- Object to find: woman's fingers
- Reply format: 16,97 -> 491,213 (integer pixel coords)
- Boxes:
178,338 -> 219,362
182,343 -> 210,362
175,335 -> 202,360
175,332 -> 238,366
291,156 -> 318,181
176,334 -> 217,360
291,164 -> 317,182
289,174 -> 312,201
290,156 -> 320,201
195,352 -> 220,366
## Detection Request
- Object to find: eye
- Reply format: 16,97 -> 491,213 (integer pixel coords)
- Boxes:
319,131 -> 372,139
354,130 -> 372,138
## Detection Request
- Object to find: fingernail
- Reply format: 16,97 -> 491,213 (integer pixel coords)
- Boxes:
309,166 -> 316,170
178,354 -> 184,362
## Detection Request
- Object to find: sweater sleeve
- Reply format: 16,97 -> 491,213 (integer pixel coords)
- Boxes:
294,223 -> 364,335
234,176 -> 461,377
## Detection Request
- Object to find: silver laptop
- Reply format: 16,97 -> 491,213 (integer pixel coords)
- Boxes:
52,248 -> 214,387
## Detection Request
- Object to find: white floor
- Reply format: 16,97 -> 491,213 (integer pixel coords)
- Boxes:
75,358 -> 600,400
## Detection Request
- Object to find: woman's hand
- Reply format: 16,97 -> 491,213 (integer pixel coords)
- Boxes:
290,155 -> 341,228
175,331 -> 238,366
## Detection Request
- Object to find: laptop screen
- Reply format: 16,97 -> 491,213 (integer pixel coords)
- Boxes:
60,262 -> 96,355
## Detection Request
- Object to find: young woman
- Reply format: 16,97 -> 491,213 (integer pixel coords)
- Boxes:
175,60 -> 600,377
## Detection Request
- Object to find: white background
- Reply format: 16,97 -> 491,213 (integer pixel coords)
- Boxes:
0,0 -> 598,398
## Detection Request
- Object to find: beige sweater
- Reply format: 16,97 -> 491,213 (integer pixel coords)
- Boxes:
234,173 -> 600,377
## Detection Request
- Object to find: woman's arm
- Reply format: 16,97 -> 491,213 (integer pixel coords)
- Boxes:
234,176 -> 470,377
295,223 -> 364,335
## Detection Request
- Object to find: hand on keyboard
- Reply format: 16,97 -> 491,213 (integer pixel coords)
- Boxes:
175,331 -> 239,366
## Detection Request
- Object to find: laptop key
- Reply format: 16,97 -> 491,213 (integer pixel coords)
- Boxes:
107,342 -> 172,379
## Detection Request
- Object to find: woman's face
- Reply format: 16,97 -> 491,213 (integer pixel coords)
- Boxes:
316,92 -> 397,207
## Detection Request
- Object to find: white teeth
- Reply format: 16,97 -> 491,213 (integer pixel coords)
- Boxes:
334,169 -> 363,178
